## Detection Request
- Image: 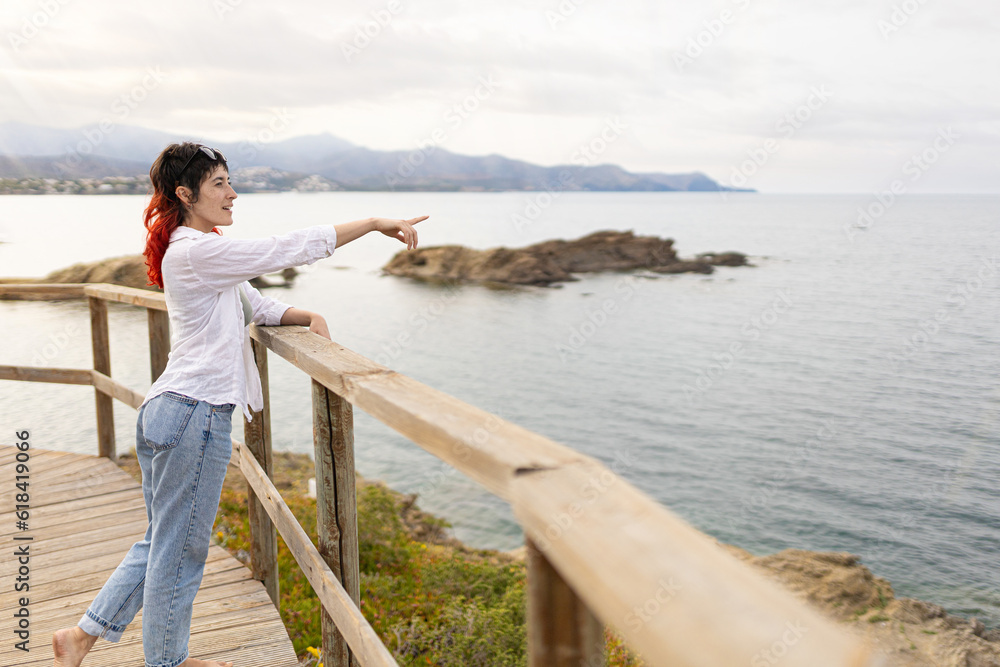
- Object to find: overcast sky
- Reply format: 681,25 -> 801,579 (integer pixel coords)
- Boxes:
1,0 -> 996,192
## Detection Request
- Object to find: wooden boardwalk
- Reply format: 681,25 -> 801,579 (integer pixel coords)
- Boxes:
0,444 -> 300,667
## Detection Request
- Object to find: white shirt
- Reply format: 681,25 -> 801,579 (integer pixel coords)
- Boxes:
142,223 -> 338,422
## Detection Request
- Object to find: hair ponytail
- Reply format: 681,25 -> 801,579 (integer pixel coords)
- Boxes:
142,191 -> 182,289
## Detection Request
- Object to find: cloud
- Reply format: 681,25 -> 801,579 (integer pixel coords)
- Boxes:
0,0 -> 996,192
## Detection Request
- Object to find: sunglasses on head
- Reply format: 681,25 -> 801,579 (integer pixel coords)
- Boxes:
176,145 -> 226,182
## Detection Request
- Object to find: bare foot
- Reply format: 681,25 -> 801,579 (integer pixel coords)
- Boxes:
180,659 -> 234,667
52,626 -> 98,667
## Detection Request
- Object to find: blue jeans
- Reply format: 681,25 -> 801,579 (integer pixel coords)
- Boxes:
77,391 -> 235,667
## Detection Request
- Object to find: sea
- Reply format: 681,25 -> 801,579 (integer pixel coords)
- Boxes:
1,191 -> 997,627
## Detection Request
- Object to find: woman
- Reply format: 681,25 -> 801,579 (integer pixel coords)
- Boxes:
51,142 -> 427,667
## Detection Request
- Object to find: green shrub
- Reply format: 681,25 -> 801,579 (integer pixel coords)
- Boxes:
389,585 -> 527,666
213,480 -> 644,666
357,482 -> 412,574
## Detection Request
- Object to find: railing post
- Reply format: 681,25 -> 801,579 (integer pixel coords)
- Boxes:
147,308 -> 169,382
312,378 -> 360,667
526,537 -> 605,667
245,337 -> 280,608
88,295 -> 115,459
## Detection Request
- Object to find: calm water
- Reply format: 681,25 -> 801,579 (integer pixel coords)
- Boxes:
1,192 -> 997,627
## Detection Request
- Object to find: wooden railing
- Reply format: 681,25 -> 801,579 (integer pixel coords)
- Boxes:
0,282 -> 883,667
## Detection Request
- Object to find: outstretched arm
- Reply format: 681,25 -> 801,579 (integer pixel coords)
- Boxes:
335,216 -> 428,250
280,215 -> 428,340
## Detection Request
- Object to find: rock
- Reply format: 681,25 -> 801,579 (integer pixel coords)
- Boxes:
505,545 -> 528,561
43,254 -> 154,291
698,251 -> 749,266
650,260 -> 714,274
718,543 -> 1000,666
248,267 -> 298,289
891,598 -> 948,624
382,229 -> 749,286
383,244 -> 575,287
525,229 -> 679,272
743,548 -> 892,620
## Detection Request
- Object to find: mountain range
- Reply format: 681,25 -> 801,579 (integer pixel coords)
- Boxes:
0,122 -> 752,193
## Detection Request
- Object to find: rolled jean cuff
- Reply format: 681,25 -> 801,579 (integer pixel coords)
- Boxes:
147,651 -> 190,667
79,608 -> 127,642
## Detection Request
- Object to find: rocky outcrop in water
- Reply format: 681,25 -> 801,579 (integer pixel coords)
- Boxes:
42,255 -> 154,290
381,230 -> 748,286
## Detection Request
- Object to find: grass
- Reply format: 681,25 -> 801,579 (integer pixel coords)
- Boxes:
876,585 -> 889,609
210,473 -> 646,666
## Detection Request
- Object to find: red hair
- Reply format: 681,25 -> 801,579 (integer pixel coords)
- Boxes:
143,143 -> 225,289
142,192 -> 221,288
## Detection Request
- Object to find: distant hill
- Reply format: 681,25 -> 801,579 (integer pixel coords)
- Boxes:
0,122 -> 753,193
0,154 -> 148,179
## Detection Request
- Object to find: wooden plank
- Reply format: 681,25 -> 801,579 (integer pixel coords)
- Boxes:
24,576 -> 275,625
0,487 -> 141,523
0,495 -> 145,537
25,547 -> 237,596
0,447 -> 79,463
250,325 -> 592,501
526,537 -> 603,667
0,283 -> 87,300
4,470 -> 132,502
511,461 -> 878,667
5,548 -> 237,607
6,533 -> 144,578
9,551 -> 240,616
0,458 -> 102,495
312,379 -> 360,667
88,296 -> 115,459
0,517 -> 152,579
0,365 -> 93,385
91,370 -> 145,409
148,308 -> 170,382
245,337 -> 279,609
0,451 -> 110,486
236,440 -> 399,667
13,605 -> 298,667
1,452 -> 117,482
0,447 -> 93,466
83,282 -> 166,311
